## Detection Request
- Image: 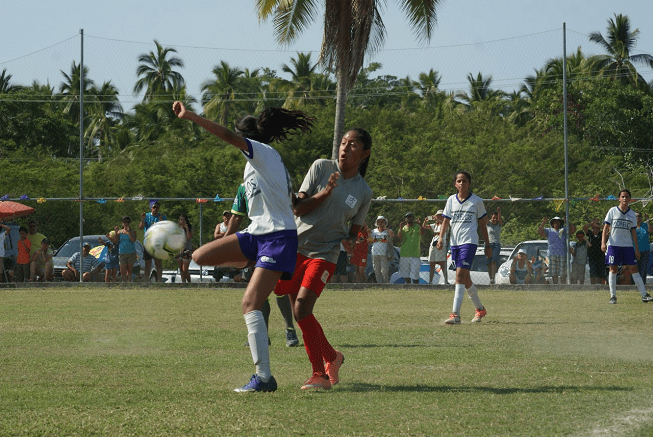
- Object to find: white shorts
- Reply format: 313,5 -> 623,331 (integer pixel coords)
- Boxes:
399,257 -> 420,280
428,244 -> 447,262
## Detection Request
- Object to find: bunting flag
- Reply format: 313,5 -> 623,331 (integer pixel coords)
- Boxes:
417,196 -> 426,200
132,195 -> 143,201
533,196 -> 544,200
590,194 -> 600,201
642,200 -> 650,208
510,196 -> 521,202
196,198 -> 208,203
0,194 -> 9,201
97,199 -> 107,204
491,196 -> 501,200
115,197 -> 124,203
376,195 -> 387,200
20,195 -> 29,200
213,194 -> 223,202
37,198 -> 46,204
607,195 -> 616,200
554,199 -> 565,211
438,195 -> 447,199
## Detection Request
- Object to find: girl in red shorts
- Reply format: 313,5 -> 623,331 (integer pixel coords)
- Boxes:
275,128 -> 373,390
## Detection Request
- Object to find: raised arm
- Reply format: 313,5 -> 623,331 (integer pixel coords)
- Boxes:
173,101 -> 247,151
293,172 -> 340,217
538,217 -> 547,238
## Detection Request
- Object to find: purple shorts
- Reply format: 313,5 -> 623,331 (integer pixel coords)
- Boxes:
605,245 -> 637,266
451,244 -> 477,270
236,230 -> 298,280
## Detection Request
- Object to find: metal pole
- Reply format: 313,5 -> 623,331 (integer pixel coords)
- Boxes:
199,202 -> 203,281
79,29 -> 85,283
563,23 -> 571,285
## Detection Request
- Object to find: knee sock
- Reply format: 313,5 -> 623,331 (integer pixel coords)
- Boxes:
297,314 -> 335,376
609,272 -> 617,298
276,295 -> 295,330
632,272 -> 648,297
244,310 -> 271,381
453,284 -> 465,314
466,284 -> 483,309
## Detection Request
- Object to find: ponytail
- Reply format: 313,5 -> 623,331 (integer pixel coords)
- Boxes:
235,108 -> 314,143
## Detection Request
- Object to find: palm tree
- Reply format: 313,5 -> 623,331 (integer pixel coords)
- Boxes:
256,0 -> 443,158
417,68 -> 442,108
134,40 -> 185,101
589,13 -> 653,88
0,69 -> 23,93
85,81 -> 123,160
59,61 -> 96,124
200,61 -> 244,125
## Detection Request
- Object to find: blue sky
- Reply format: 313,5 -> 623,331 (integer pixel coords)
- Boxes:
2,1 -> 653,104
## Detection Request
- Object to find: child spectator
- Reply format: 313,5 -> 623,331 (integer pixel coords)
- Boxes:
14,226 -> 31,282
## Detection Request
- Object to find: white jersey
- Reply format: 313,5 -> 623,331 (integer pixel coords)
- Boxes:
442,192 -> 487,247
604,206 -> 636,248
371,228 -> 390,256
240,139 -> 296,235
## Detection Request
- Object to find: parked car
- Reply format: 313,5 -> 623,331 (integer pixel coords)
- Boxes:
365,245 -> 400,283
161,259 -> 216,283
438,246 -> 511,285
495,240 -> 549,285
53,235 -> 157,282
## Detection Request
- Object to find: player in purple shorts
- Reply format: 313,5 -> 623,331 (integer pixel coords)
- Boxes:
436,171 -> 491,324
173,100 -> 314,392
601,189 -> 653,304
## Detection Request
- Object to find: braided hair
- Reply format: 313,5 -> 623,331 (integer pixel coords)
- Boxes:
234,108 -> 315,144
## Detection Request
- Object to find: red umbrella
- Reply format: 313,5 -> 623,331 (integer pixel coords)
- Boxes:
0,201 -> 35,220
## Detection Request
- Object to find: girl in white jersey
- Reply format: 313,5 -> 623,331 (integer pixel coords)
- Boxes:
436,171 -> 491,324
601,189 -> 653,304
173,101 -> 314,393
275,128 -> 373,390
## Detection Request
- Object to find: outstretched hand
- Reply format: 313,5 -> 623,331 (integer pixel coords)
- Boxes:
172,101 -> 187,119
325,172 -> 340,196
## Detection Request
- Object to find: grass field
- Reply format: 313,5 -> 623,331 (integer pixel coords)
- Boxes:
1,284 -> 653,436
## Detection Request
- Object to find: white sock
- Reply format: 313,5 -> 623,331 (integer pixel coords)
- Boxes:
608,272 -> 617,298
466,284 -> 483,309
453,284 -> 465,314
632,272 -> 648,297
244,310 -> 271,381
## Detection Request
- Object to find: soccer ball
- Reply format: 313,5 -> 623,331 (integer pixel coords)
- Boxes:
143,220 -> 187,260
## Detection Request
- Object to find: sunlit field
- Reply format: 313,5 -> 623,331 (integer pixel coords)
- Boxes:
1,284 -> 652,436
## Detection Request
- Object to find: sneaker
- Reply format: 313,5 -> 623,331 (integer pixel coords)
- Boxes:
609,296 -> 617,304
233,374 -> 277,393
490,278 -> 495,285
642,293 -> 653,303
471,307 -> 487,323
444,313 -> 461,325
325,350 -> 345,385
286,328 -> 299,347
301,373 -> 331,390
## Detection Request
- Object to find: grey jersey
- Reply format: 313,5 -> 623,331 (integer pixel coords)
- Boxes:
296,159 -> 372,264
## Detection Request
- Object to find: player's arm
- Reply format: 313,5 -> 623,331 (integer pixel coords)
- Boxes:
293,172 -> 339,217
173,101 -> 247,151
225,214 -> 244,237
601,222 -> 610,253
631,227 -> 641,260
479,215 -> 492,258
538,217 -> 547,238
435,218 -> 450,250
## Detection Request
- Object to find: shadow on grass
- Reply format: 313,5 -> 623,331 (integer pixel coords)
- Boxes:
343,383 -> 631,394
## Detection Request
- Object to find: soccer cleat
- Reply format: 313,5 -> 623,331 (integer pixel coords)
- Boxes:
444,313 -> 461,325
233,374 -> 277,393
286,328 -> 299,347
325,350 -> 345,385
609,296 -> 617,304
471,307 -> 487,323
301,373 -> 332,390
642,293 -> 653,303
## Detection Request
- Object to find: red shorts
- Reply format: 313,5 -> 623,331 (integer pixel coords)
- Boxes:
274,253 -> 336,297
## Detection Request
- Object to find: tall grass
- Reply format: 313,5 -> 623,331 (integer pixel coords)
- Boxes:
1,285 -> 652,436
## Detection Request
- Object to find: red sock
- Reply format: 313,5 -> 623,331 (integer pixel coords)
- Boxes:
297,314 -> 336,375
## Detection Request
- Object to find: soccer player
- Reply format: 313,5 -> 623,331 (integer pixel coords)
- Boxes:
173,100 -> 313,392
436,171 -> 491,324
275,128 -> 373,390
601,189 -> 653,304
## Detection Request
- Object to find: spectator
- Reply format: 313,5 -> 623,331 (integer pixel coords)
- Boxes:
14,226 -> 31,282
30,238 -> 54,282
176,214 -> 193,283
635,212 -> 650,284
0,221 -> 9,282
425,210 -> 449,284
350,222 -> 370,283
100,231 -> 119,283
510,248 -> 533,284
118,216 -> 137,283
139,200 -> 166,282
583,218 -> 607,284
329,244 -> 351,283
570,230 -> 588,284
538,216 -> 576,284
213,210 -> 232,240
370,216 -> 394,283
62,243 -> 99,282
486,207 -> 503,284
27,220 -> 47,261
398,212 -> 425,284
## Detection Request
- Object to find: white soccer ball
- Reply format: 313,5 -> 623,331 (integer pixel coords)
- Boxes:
143,220 -> 187,260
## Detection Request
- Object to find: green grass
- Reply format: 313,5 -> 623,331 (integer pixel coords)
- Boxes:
1,285 -> 653,436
